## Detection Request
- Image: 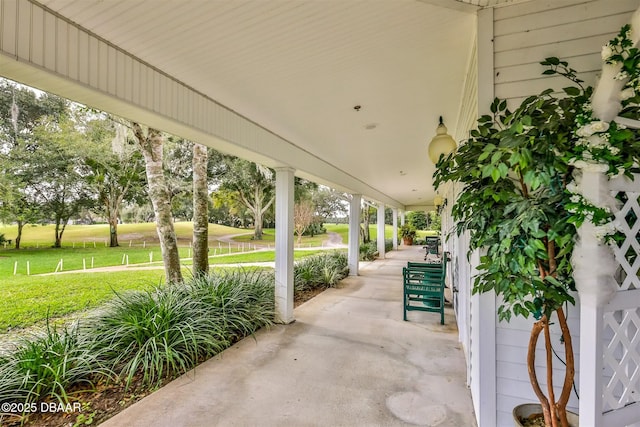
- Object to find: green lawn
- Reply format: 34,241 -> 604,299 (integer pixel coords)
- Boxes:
0,219 -> 436,332
0,270 -> 164,331
0,247 -> 337,332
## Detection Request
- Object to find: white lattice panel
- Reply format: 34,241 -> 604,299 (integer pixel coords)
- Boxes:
603,176 -> 640,420
603,304 -> 640,411
613,191 -> 640,291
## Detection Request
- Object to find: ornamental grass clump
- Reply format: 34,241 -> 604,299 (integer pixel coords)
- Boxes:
0,321 -> 111,407
84,285 -> 229,388
185,269 -> 275,341
294,251 -> 348,291
84,268 -> 276,388
435,24 -> 640,427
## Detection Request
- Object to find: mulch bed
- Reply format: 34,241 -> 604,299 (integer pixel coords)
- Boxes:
2,288 -> 327,426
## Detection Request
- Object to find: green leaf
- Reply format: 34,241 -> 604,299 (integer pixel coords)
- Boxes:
491,168 -> 501,183
563,86 -> 580,96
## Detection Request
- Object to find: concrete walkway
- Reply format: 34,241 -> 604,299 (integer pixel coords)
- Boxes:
101,246 -> 476,427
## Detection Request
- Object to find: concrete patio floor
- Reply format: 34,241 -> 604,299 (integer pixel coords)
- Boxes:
101,245 -> 476,427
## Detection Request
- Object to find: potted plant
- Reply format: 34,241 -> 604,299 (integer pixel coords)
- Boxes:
399,224 -> 416,245
434,25 -> 639,427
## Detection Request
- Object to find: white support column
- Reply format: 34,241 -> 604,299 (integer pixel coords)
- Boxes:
348,194 -> 361,276
274,167 -> 295,324
574,168 -> 618,426
473,8 -> 497,427
392,208 -> 398,251
377,203 -> 386,258
470,250 -> 497,427
400,211 -> 405,226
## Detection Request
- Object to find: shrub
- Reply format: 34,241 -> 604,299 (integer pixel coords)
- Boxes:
185,269 -> 275,341
84,286 -> 229,388
294,251 -> 348,291
0,321 -> 110,406
359,241 -> 378,261
84,269 -> 276,388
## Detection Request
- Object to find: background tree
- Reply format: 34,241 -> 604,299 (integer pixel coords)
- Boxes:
294,199 -> 315,244
164,137 -> 194,221
311,186 -> 347,221
360,201 -> 374,243
0,80 -> 67,248
407,211 -> 428,230
191,142 -> 209,276
21,111 -> 95,248
215,158 -> 275,240
428,211 -> 441,231
84,119 -> 145,247
132,123 -> 182,284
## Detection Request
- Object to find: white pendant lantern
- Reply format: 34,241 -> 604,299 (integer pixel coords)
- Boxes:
428,116 -> 457,164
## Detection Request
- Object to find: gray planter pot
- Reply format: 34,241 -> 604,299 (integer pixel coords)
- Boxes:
513,403 -> 578,427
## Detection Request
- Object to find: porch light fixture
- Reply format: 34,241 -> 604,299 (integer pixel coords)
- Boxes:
428,116 -> 457,164
434,194 -> 444,207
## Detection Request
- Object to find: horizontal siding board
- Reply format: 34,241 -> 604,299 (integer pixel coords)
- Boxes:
494,13 -> 633,52
495,34 -> 614,68
497,344 -> 580,365
494,0 -> 596,20
496,53 -> 600,85
496,71 -> 600,101
495,0 -> 640,36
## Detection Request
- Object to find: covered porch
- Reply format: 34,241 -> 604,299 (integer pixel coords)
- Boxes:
100,245 -> 475,427
2,0 -> 640,425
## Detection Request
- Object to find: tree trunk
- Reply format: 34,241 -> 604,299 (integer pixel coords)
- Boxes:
106,190 -> 122,247
361,206 -> 371,243
527,310 -> 575,427
254,208 -> 264,240
133,123 -> 183,284
108,213 -> 119,247
15,220 -> 23,249
54,217 -> 63,248
192,143 -> 209,277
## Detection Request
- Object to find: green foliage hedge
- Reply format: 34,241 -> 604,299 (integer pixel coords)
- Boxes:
294,251 -> 348,291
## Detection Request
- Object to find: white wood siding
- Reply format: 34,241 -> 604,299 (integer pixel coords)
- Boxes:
495,0 -> 639,104
489,1 -> 640,425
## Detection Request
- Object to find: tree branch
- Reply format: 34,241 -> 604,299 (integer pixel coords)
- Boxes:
528,319 -> 552,425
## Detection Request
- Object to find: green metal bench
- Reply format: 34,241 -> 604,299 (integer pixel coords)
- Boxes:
403,259 -> 446,324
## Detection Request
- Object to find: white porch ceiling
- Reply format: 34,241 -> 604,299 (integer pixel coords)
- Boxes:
20,0 -> 517,209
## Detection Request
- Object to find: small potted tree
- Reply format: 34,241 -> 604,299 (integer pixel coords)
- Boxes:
399,224 -> 416,245
434,25 -> 640,427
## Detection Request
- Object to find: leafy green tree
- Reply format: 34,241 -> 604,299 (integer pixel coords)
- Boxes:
25,113 -> 95,247
428,211 -> 441,231
215,158 -> 275,240
84,119 -> 145,247
311,186 -> 347,220
407,211 -> 428,230
0,80 -> 67,248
